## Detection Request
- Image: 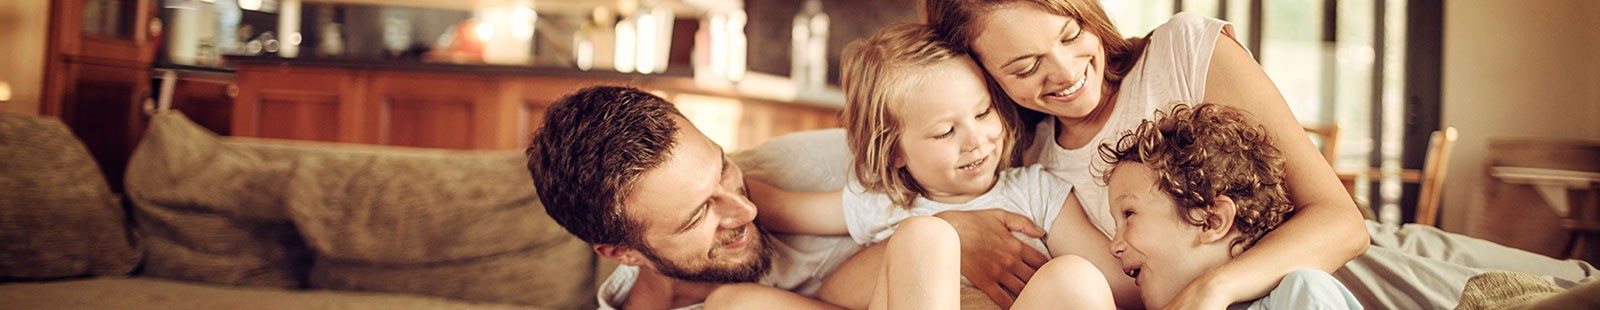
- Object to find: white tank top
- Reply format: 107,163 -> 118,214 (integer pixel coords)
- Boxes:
1034,12 -> 1241,237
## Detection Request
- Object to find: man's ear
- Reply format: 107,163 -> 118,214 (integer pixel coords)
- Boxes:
1198,195 -> 1238,244
594,244 -> 648,267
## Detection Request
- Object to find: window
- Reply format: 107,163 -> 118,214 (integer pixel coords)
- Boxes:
1103,0 -> 1441,225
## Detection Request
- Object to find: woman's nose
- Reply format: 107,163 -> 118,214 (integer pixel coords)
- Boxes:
1042,54 -> 1074,88
1047,49 -> 1090,87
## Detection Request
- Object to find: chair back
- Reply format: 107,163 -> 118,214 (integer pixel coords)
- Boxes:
1415,127 -> 1459,226
1303,124 -> 1342,165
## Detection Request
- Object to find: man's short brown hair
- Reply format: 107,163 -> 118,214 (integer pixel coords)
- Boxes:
526,86 -> 682,246
1098,103 -> 1294,254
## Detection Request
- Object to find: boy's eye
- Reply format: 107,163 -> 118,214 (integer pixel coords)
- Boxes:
976,107 -> 993,119
934,127 -> 955,139
1122,210 -> 1134,218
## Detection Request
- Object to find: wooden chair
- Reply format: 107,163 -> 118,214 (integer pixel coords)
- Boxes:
1413,127 -> 1459,227
1303,124 -> 1341,166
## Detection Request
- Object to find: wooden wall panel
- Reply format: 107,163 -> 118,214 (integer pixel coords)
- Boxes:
368,73 -> 490,149
170,78 -> 236,135
233,67 -> 360,143
509,77 -> 627,150
383,98 -> 474,149
232,62 -> 841,152
256,94 -> 340,142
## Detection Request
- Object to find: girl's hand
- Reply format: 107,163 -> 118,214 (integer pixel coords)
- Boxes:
934,209 -> 1049,309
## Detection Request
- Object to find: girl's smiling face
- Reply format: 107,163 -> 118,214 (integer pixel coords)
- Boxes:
892,57 -> 1006,203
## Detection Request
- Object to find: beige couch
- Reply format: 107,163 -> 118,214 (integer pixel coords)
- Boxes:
0,112 -> 611,309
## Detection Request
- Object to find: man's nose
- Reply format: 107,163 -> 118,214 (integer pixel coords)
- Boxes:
716,189 -> 758,228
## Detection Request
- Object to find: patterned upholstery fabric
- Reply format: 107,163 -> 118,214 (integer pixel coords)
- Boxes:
0,112 -> 139,280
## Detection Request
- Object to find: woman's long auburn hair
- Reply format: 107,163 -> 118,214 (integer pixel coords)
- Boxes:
925,0 -> 1149,163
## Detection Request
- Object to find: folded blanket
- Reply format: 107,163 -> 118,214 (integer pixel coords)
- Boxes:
1456,271 -> 1561,310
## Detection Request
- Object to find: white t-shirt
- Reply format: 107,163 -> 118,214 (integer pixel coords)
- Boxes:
841,165 -> 1072,257
1034,12 -> 1239,238
596,234 -> 862,309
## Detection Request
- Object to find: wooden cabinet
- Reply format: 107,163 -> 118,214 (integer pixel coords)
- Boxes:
166,73 -> 238,135
233,66 -> 359,143
231,60 -> 839,151
366,73 -> 495,149
42,0 -> 160,192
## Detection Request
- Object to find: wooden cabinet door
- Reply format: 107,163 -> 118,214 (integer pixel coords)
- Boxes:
367,73 -> 496,150
42,0 -> 160,192
168,75 -> 238,135
233,66 -> 362,143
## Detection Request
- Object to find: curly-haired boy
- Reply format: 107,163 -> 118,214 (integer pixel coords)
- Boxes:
1098,103 -> 1362,309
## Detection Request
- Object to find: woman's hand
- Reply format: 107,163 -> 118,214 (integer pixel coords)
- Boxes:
934,209 -> 1049,309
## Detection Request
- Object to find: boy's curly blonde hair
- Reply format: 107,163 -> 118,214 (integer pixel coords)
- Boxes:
1097,103 -> 1294,255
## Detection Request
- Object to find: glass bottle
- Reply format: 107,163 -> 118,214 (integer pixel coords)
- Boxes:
790,0 -> 828,91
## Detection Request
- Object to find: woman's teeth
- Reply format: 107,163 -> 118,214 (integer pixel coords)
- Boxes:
1050,67 -> 1089,97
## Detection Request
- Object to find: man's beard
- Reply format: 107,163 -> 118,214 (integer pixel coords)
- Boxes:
635,225 -> 776,283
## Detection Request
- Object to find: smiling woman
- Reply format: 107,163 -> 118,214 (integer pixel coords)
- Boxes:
918,0 -> 1371,308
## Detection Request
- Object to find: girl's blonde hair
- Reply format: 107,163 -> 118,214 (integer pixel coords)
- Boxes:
840,23 -> 1018,209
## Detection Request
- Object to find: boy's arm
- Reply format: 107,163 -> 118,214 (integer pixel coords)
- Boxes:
747,178 -> 849,235
1045,191 -> 1143,309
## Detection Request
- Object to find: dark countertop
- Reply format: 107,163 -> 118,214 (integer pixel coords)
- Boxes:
225,55 -> 689,80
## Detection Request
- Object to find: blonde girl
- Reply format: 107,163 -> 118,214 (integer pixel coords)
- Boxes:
708,23 -> 1119,310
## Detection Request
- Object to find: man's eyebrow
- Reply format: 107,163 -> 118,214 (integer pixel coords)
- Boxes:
721,155 -> 731,177
1002,21 -> 1076,68
673,154 -> 727,234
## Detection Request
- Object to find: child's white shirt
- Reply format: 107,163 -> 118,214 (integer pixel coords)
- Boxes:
841,165 -> 1072,257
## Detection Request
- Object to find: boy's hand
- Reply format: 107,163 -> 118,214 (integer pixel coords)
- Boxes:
934,209 -> 1048,309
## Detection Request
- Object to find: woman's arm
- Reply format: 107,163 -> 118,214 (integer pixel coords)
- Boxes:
747,178 -> 849,235
1177,33 -> 1371,308
1045,191 -> 1143,309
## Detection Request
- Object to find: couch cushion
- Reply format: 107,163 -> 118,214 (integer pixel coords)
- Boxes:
307,237 -> 597,308
282,140 -> 598,308
0,112 -> 140,280
0,277 -> 535,309
124,112 -> 312,287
